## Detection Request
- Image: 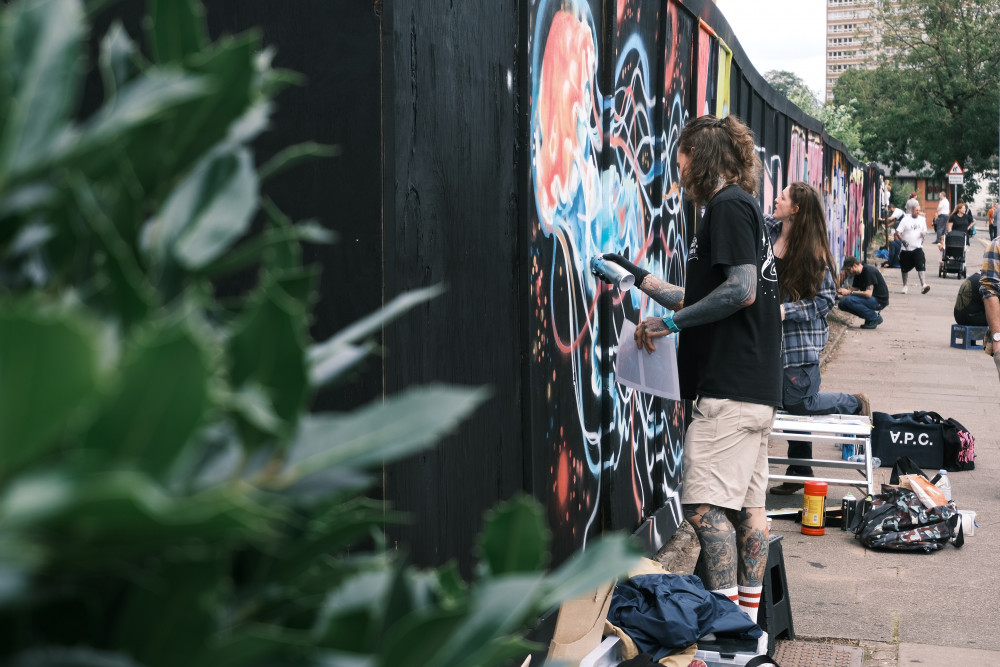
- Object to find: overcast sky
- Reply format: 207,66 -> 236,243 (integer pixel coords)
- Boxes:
715,0 -> 827,101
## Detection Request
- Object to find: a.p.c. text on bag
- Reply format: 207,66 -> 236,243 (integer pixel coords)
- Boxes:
871,412 -> 944,469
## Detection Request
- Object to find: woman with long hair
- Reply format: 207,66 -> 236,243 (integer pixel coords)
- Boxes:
946,199 -> 975,248
767,182 -> 871,495
603,115 -> 782,623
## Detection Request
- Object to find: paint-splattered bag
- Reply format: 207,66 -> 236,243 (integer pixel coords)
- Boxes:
853,485 -> 963,553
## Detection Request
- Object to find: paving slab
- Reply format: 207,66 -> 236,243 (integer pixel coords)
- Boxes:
766,228 -> 999,666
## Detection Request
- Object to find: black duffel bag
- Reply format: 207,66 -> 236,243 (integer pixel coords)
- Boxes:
871,411 -> 944,469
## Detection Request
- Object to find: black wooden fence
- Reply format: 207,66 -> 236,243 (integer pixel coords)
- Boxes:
201,0 -> 884,572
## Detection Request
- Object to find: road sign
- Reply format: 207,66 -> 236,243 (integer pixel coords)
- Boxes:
948,161 -> 964,175
949,173 -> 964,185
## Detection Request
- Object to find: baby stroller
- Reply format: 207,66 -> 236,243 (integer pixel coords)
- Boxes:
939,231 -> 967,278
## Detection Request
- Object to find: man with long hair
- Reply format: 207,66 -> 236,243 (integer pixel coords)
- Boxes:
605,115 -> 781,624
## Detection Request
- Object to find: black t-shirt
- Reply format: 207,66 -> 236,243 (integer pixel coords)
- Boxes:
949,211 -> 974,233
677,186 -> 782,407
853,265 -> 889,308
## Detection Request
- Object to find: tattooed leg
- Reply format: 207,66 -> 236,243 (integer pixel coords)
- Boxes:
734,506 -> 769,587
684,503 -> 737,590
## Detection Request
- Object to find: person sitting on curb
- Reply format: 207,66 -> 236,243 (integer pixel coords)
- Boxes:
837,256 -> 889,329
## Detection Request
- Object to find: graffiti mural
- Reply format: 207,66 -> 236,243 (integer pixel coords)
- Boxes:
525,0 -> 881,558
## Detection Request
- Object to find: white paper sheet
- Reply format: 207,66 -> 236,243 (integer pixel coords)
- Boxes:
614,319 -> 681,400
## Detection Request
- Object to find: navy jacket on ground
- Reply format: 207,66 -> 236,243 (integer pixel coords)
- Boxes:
607,573 -> 762,659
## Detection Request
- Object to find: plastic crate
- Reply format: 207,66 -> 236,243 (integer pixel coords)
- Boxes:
693,632 -> 768,666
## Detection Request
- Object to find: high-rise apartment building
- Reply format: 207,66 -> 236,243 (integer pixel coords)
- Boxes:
825,0 -> 879,102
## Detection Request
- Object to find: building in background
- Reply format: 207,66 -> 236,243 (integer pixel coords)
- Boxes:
825,0 -> 880,102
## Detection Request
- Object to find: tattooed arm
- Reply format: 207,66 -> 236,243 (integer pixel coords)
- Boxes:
600,253 -> 685,309
637,274 -> 685,310
634,264 -> 756,353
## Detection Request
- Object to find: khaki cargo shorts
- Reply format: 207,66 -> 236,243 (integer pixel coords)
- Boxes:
680,396 -> 776,511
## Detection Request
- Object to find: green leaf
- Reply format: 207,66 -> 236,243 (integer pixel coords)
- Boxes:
427,575 -> 545,667
478,494 -> 550,575
375,609 -> 467,667
199,222 -> 333,279
0,470 -> 282,558
258,142 -> 340,182
228,280 -> 309,433
9,70 -> 210,186
69,176 -> 157,328
7,647 -> 142,666
313,569 -> 392,651
112,556 -> 221,667
268,498 -> 394,583
81,318 -> 211,479
540,534 -> 643,610
308,341 -> 375,389
98,21 -> 140,101
0,0 -> 85,179
192,625 -> 312,667
0,301 -> 102,476
282,385 -> 490,481
148,0 -> 207,65
311,285 -> 447,352
144,33 -> 258,186
307,285 -> 446,389
147,146 -> 259,270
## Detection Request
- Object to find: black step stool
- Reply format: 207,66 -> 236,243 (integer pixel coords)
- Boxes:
951,324 -> 988,350
759,535 -> 794,655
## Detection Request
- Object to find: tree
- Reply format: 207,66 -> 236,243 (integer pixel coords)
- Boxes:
0,1 -> 641,665
835,0 -> 1000,190
764,69 -> 821,116
819,102 -> 864,159
765,70 -> 863,159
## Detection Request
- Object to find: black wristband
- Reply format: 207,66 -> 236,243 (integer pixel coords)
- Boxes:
602,253 -> 650,285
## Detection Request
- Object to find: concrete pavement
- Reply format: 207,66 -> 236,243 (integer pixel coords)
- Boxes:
764,223 -> 999,666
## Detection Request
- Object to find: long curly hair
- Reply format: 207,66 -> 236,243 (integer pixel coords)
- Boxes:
678,115 -> 762,204
778,182 -> 836,302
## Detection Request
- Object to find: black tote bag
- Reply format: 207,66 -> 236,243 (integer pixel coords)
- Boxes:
871,411 -> 944,469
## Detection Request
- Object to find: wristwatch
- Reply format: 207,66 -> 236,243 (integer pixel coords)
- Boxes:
993,332 -> 1000,343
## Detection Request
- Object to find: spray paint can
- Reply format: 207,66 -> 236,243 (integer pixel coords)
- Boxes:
801,480 -> 828,535
841,491 -> 857,531
590,256 -> 636,291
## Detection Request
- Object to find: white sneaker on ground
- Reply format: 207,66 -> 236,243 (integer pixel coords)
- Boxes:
901,286 -> 908,294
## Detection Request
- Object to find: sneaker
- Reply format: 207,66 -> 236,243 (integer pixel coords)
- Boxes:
770,482 -> 805,496
859,314 -> 883,329
853,393 -> 872,419
900,286 -> 909,294
922,284 -> 931,294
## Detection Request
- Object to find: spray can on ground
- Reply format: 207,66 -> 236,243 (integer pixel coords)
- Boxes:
841,491 -> 857,531
801,480 -> 828,535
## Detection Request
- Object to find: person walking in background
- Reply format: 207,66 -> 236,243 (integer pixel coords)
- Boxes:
837,256 -> 889,328
895,204 -> 931,294
946,200 -> 975,246
987,203 -> 996,241
934,192 -> 950,243
980,237 -> 1000,382
765,183 -> 871,496
603,114 -> 781,623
